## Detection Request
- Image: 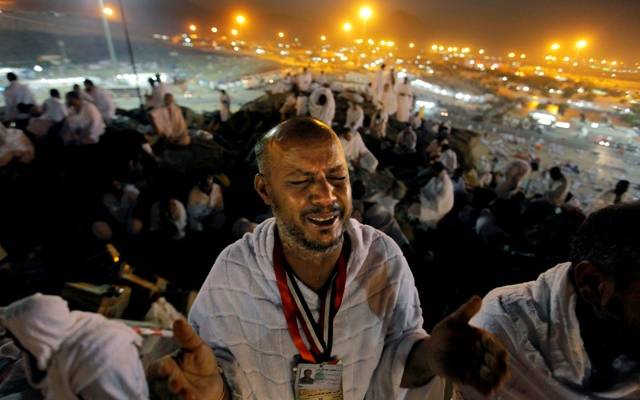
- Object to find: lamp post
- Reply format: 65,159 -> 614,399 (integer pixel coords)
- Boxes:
117,0 -> 143,107
358,6 -> 372,36
99,0 -> 118,69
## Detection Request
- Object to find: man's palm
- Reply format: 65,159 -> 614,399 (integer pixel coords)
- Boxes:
154,319 -> 224,400
428,296 -> 509,396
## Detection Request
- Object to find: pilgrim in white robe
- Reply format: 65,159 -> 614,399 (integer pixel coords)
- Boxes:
187,183 -> 224,231
344,104 -> 364,133
440,148 -> 458,173
315,71 -> 328,85
150,82 -> 168,109
371,68 -> 385,103
0,123 -> 35,166
369,109 -> 389,139
297,70 -> 313,92
28,97 -> 68,137
309,87 -> 335,126
455,262 -> 640,400
149,103 -> 190,145
394,127 -> 417,154
495,159 -> 531,199
395,81 -> 413,123
64,101 -> 105,145
189,218 -> 445,400
411,172 -> 454,229
86,86 -> 116,123
295,95 -> 309,116
3,81 -> 36,121
219,92 -> 231,122
381,86 -> 398,118
41,97 -> 68,123
0,293 -> 148,400
340,131 -> 379,173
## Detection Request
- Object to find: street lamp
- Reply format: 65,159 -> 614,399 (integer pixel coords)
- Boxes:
278,31 -> 285,38
320,35 -> 327,41
575,39 -> 588,64
231,28 -> 239,36
98,0 -> 117,69
189,24 -> 197,32
235,14 -> 247,25
211,26 -> 218,33
342,22 -> 352,32
358,6 -> 372,36
550,43 -> 560,51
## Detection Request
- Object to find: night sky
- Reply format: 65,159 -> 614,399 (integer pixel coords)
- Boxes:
4,0 -> 639,62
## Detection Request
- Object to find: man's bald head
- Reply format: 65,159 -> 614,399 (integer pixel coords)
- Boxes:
255,117 -> 341,176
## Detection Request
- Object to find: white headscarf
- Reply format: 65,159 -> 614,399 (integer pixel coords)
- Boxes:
0,293 -> 144,399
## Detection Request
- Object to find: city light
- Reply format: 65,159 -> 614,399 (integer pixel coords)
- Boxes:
189,24 -> 197,32
320,35 -> 327,41
576,39 -> 588,49
102,6 -> 114,16
479,49 -> 485,54
551,43 -> 560,51
431,44 -> 438,51
342,22 -> 352,32
520,53 -> 526,59
235,14 -> 247,25
508,52 -> 516,58
409,42 -> 415,49
359,6 -> 373,20
210,26 -> 218,33
231,28 -> 239,36
278,31 -> 285,38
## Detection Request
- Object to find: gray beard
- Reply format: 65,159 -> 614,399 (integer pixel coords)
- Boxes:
272,208 -> 345,255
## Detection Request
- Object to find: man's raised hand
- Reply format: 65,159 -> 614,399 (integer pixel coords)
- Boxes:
151,319 -> 226,400
427,296 -> 509,396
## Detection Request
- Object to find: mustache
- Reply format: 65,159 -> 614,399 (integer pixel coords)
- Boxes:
301,203 -> 344,217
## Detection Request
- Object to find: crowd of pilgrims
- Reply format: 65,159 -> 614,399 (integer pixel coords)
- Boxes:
1,66 -> 633,311
0,65 -> 637,398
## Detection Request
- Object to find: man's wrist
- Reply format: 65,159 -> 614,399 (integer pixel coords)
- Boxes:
401,337 -> 436,388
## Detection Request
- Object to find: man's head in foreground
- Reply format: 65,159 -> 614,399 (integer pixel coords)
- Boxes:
570,201 -> 640,357
254,117 -> 352,254
6,72 -> 17,82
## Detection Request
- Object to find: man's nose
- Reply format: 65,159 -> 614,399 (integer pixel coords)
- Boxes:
310,177 -> 337,207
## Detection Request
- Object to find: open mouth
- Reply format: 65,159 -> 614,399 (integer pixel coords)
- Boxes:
306,214 -> 339,227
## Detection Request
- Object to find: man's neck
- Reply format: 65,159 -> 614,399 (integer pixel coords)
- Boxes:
281,239 -> 343,292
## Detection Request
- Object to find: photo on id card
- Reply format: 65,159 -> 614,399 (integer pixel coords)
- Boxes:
294,362 -> 343,400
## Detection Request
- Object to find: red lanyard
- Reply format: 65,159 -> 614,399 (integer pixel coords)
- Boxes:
273,233 -> 347,364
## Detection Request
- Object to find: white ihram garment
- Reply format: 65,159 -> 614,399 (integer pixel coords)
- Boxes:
189,218 -> 445,400
455,263 -> 640,400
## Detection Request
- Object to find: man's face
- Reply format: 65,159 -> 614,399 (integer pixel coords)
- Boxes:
164,94 -> 174,106
258,136 -> 352,253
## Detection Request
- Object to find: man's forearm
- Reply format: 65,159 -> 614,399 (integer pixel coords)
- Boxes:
401,337 -> 435,388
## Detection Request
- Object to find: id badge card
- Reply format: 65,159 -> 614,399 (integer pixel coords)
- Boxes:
294,362 -> 343,400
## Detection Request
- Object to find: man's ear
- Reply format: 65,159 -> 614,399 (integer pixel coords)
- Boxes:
574,261 -> 616,307
254,173 -> 272,206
